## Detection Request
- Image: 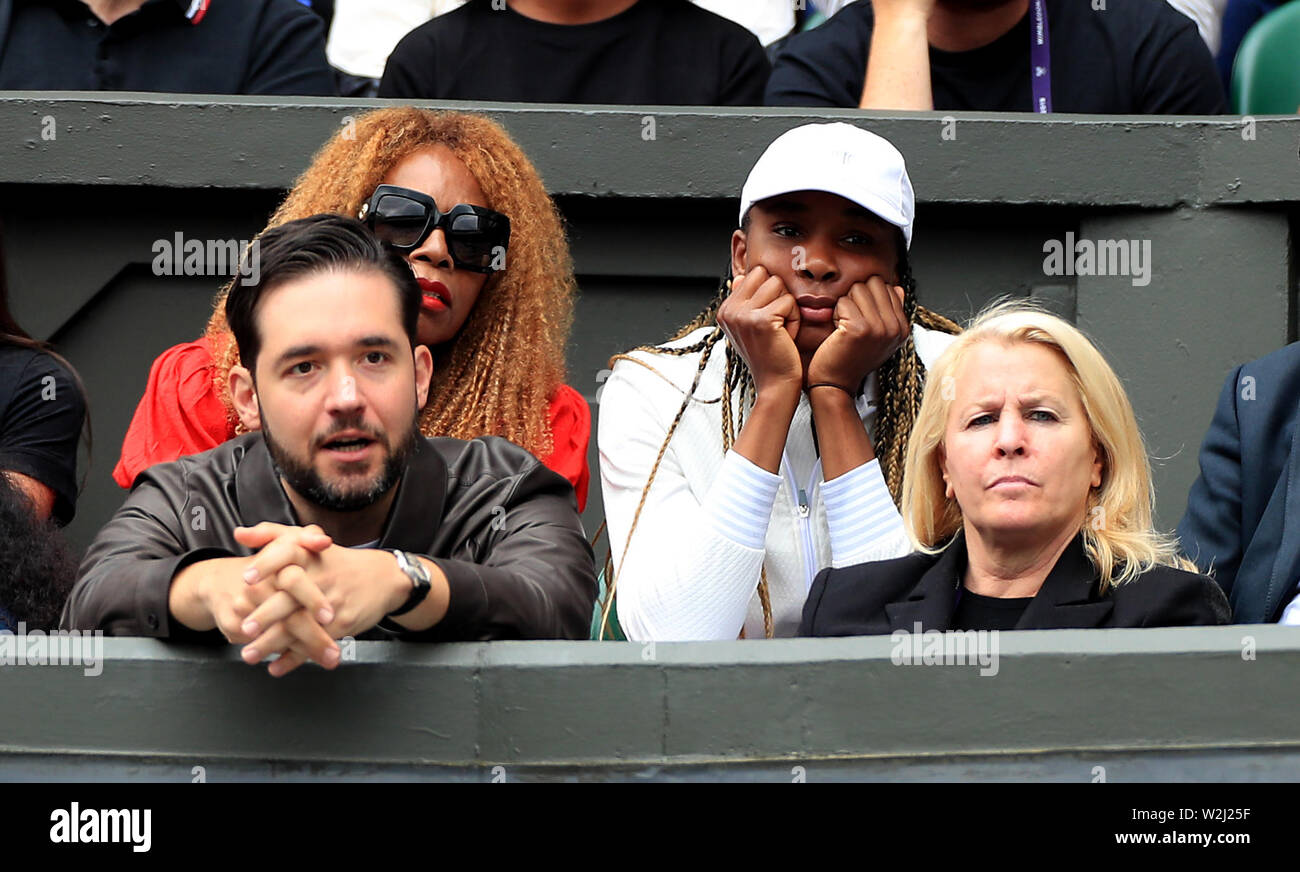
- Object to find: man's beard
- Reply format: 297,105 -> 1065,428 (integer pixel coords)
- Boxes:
261,411 -> 420,513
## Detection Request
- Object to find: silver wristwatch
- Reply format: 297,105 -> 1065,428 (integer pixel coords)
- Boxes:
387,550 -> 432,617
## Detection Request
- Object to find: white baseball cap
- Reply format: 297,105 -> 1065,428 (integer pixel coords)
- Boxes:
739,122 -> 915,249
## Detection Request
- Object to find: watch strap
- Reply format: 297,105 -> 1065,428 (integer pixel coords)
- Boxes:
386,549 -> 432,617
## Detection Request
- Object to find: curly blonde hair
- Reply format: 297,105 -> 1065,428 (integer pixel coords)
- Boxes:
205,107 -> 575,459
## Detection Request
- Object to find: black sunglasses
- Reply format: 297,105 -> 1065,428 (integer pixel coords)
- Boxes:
359,184 -> 511,274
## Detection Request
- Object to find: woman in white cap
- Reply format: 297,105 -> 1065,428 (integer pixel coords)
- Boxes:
597,122 -> 961,640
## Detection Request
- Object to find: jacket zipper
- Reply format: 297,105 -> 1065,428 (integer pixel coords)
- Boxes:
782,452 -> 822,592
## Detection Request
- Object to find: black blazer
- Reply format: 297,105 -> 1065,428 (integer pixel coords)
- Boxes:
800,533 -> 1232,636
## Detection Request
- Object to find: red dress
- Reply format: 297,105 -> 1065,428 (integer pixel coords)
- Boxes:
113,337 -> 591,511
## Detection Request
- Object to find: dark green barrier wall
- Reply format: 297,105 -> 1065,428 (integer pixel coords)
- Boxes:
1,630 -> 1296,780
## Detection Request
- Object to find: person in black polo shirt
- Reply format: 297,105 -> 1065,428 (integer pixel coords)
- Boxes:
766,0 -> 1227,114
379,0 -> 770,106
0,0 -> 335,95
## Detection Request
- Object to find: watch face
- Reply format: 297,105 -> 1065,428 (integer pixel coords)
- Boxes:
388,551 -> 432,618
402,552 -> 432,585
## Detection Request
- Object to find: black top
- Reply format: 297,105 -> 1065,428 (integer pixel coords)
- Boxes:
800,532 -> 1233,636
0,0 -> 335,95
380,0 -> 770,105
0,344 -> 85,526
952,589 -> 1032,631
766,0 -> 1227,113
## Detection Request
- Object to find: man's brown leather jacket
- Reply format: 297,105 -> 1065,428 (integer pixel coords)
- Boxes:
61,432 -> 597,641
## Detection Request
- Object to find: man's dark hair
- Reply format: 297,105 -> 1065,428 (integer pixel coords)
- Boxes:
225,214 -> 421,374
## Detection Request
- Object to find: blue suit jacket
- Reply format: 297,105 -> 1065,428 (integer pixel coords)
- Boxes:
1177,342 -> 1300,622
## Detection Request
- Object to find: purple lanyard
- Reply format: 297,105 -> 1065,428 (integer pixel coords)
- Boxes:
1030,0 -> 1052,113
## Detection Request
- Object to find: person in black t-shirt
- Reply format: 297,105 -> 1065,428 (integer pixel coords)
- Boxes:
0,346 -> 84,525
0,228 -> 87,527
379,0 -> 770,105
767,0 -> 1228,114
800,302 -> 1229,636
0,0 -> 335,95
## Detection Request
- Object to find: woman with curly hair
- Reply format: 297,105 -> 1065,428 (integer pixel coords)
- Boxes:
597,123 -> 960,640
113,107 -> 588,508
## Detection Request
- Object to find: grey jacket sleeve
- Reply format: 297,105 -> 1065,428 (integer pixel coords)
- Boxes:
60,464 -> 229,640
411,457 -> 598,642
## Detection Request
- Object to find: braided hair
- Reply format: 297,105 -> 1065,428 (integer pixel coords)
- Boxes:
599,230 -> 961,639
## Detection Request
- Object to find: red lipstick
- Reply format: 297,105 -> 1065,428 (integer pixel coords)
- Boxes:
417,278 -> 450,313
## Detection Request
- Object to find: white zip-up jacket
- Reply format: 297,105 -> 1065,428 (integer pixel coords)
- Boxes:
598,324 -> 956,641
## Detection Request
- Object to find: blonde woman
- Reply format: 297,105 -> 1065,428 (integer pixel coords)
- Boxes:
801,301 -> 1231,634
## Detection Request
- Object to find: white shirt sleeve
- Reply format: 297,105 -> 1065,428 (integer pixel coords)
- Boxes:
1279,589 -> 1300,625
815,323 -> 956,570
597,358 -> 778,641
1163,0 -> 1226,54
820,458 -> 911,568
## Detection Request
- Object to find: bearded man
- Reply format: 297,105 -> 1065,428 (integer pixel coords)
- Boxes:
63,215 -> 596,674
